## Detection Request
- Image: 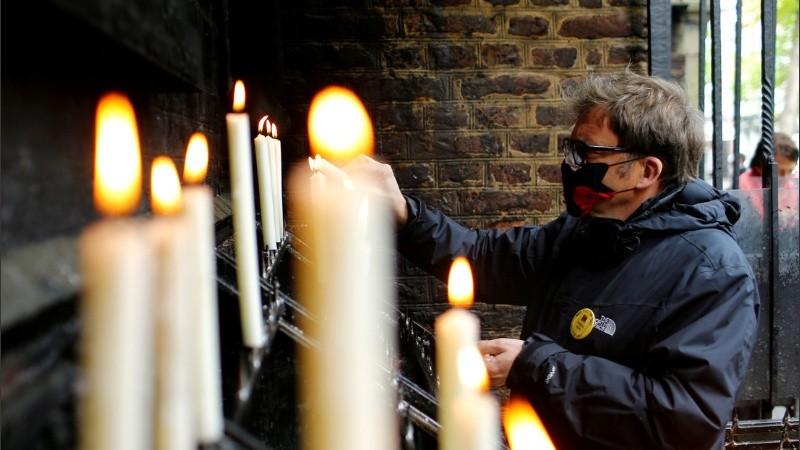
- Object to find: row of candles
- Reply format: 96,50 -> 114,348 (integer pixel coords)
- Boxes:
78,79 -> 552,449
79,94 -> 223,449
79,80 -> 285,449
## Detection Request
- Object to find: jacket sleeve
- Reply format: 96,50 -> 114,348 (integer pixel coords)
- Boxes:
506,260 -> 760,449
396,195 -> 566,306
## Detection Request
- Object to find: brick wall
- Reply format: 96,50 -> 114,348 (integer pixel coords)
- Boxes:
280,0 -> 649,312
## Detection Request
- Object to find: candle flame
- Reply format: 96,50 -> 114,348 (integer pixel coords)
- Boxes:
308,85 -> 373,164
94,92 -> 142,216
457,346 -> 490,392
272,122 -> 278,139
183,132 -> 209,184
233,80 -> 245,112
448,257 -> 474,308
151,156 -> 182,215
503,397 -> 556,450
258,115 -> 269,135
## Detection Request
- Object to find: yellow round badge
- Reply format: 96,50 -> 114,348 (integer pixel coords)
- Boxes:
570,308 -> 595,340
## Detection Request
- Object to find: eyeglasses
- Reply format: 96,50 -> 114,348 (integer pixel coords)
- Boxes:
561,138 -> 630,168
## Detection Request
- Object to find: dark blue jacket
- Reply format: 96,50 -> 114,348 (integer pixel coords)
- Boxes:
397,179 -> 759,450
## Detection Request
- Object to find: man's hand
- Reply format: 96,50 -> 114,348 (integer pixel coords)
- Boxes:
477,338 -> 524,388
343,154 -> 408,229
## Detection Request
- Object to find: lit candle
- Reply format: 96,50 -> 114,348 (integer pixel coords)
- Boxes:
451,346 -> 501,450
254,116 -> 277,251
436,257 -> 480,450
79,92 -> 155,450
225,80 -> 266,348
502,397 -> 556,450
295,85 -> 396,450
307,156 -> 328,282
269,122 -> 284,245
182,133 -> 224,444
149,156 -> 193,450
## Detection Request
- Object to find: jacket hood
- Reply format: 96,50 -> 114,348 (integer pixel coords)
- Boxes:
561,179 -> 741,267
628,178 -> 741,238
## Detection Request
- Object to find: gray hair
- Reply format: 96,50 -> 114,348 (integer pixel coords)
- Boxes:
562,70 -> 704,186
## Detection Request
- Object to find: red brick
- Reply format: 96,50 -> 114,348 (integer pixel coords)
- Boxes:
433,14 -> 497,34
490,162 -> 532,184
431,0 -> 471,5
426,103 -> 470,130
482,43 -> 524,68
530,0 -> 569,6
416,190 -> 459,215
535,105 -> 572,126
608,45 -> 647,64
461,190 -> 552,214
439,162 -> 484,187
454,134 -> 505,156
406,13 -> 497,35
509,133 -> 550,155
430,44 -> 478,70
558,14 -> 647,39
608,0 -> 647,6
585,48 -> 603,65
394,163 -> 435,188
409,133 -> 503,158
475,105 -> 525,128
486,0 -> 522,6
508,15 -> 549,37
409,133 -> 457,158
382,44 -> 425,69
537,163 -> 563,183
580,0 -> 603,8
374,104 -> 424,131
375,133 -> 407,158
460,74 -> 550,99
530,47 -> 578,68
357,75 -> 447,101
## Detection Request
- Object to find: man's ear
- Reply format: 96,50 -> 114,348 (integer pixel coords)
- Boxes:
637,156 -> 663,188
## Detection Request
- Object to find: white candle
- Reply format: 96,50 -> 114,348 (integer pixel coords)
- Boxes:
182,133 -> 224,443
436,257 -> 480,450
226,80 -> 266,348
79,92 -> 155,450
450,346 -> 501,450
267,121 -> 283,246
296,85 -> 396,450
308,157 -> 328,282
254,117 -> 277,251
149,156 -> 193,450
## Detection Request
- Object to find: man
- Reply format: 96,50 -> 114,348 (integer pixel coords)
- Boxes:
346,71 -> 759,449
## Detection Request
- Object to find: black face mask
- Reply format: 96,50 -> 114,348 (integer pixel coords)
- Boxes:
561,160 -> 640,217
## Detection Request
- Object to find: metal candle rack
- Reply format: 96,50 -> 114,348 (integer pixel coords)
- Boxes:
213,221 -> 447,449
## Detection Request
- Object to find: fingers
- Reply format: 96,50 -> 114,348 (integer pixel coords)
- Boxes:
477,338 -> 518,356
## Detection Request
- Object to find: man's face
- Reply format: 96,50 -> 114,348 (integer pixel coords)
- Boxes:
567,107 -> 643,218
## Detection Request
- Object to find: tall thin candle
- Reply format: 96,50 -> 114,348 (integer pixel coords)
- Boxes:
79,92 -> 155,450
436,257 -> 480,450
150,156 -> 193,450
296,85 -> 396,450
254,117 -> 277,251
182,133 -> 224,444
225,80 -> 266,348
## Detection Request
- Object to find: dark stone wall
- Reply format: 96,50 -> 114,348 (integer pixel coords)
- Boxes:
1,1 -> 284,448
